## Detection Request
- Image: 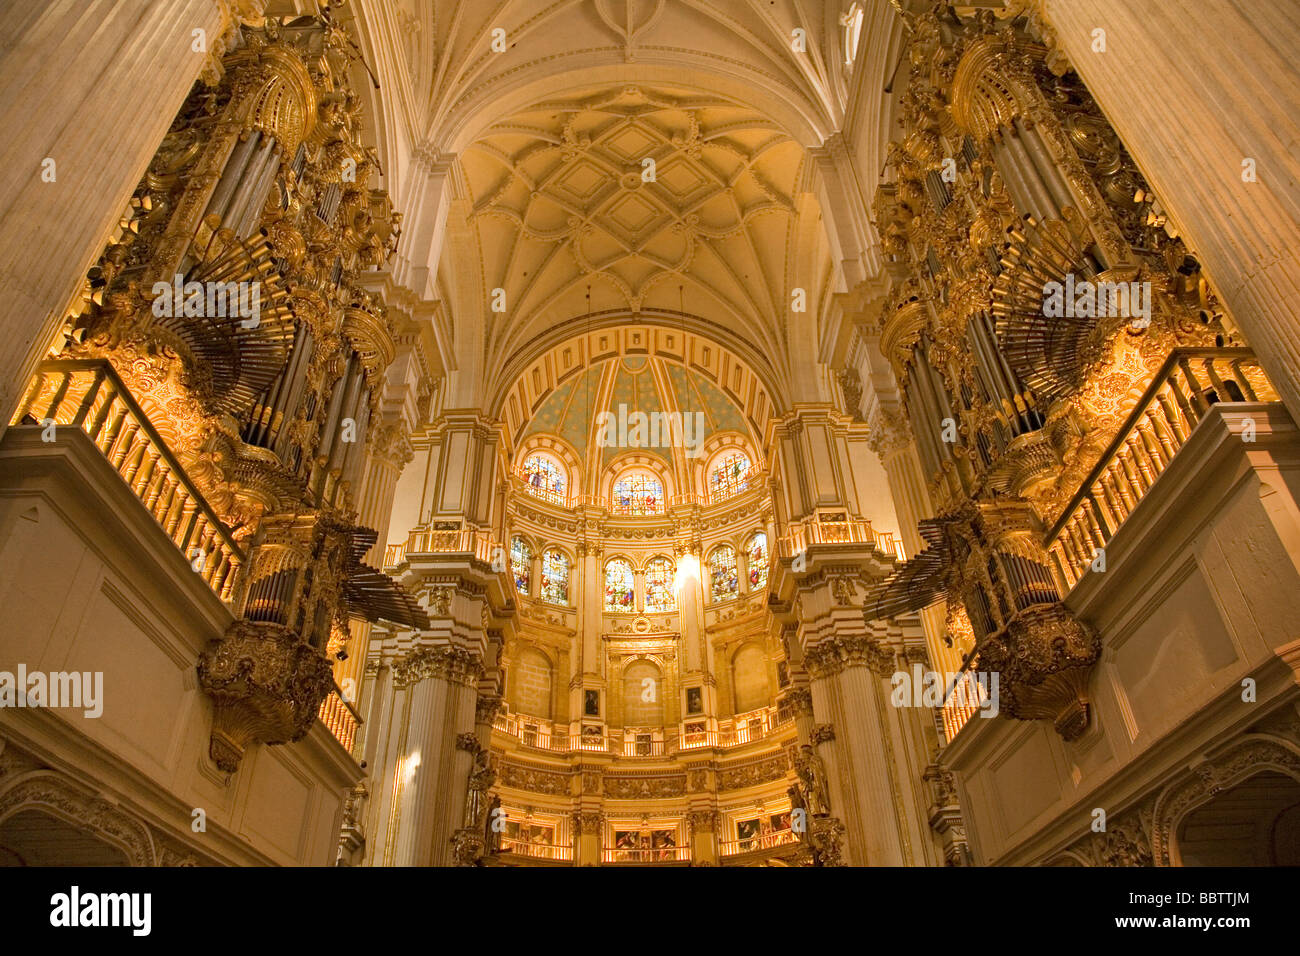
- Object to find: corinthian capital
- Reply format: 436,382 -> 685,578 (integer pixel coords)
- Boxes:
476,694 -> 505,725
805,635 -> 895,679
392,644 -> 484,688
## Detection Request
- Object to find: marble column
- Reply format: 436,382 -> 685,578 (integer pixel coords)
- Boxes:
573,810 -> 603,866
573,535 -> 603,722
378,644 -> 482,866
687,809 -> 720,866
1040,0 -> 1300,416
807,639 -> 909,866
388,666 -> 450,865
0,0 -> 253,431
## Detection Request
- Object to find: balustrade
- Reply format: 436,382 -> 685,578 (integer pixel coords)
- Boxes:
318,682 -> 362,753
14,359 -> 244,602
1045,349 -> 1278,592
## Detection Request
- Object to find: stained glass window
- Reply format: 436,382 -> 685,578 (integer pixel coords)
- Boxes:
644,556 -> 676,612
541,549 -> 569,605
604,558 -> 635,612
708,545 -> 738,601
708,451 -> 752,502
522,454 -> 567,504
510,535 -> 532,595
746,532 -> 768,592
611,470 -> 664,515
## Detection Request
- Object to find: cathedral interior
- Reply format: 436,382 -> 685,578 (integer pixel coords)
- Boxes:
1,0 -> 1299,872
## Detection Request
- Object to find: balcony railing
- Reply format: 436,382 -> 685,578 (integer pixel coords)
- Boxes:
510,469 -> 771,513
318,682 -> 362,753
499,839 -> 573,861
383,527 -> 498,569
1045,349 -> 1279,592
777,514 -> 906,561
601,844 -> 690,863
940,672 -> 986,743
491,708 -> 794,756
706,463 -> 763,505
13,359 -> 244,601
720,828 -> 799,856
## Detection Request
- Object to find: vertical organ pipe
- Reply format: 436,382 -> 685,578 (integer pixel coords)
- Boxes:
225,135 -> 276,238
314,355 -> 353,473
206,129 -> 260,224
992,137 -> 1040,221
1003,127 -> 1059,221
1015,119 -> 1075,217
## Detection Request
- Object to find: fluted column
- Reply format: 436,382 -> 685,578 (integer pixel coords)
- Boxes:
0,0 -> 254,431
574,536 -> 603,722
573,810 -> 603,866
389,670 -> 449,865
807,639 -> 909,866
675,545 -> 706,675
361,655 -> 406,865
374,643 -> 483,866
1039,0 -> 1300,415
687,809 -> 720,866
869,412 -> 958,677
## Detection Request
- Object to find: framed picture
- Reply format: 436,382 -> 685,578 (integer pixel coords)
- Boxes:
651,829 -> 677,860
685,686 -> 703,714
505,821 -> 555,857
736,818 -> 760,851
584,688 -> 600,716
613,829 -> 647,861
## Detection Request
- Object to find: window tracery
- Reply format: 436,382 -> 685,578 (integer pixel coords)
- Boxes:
604,558 -> 635,611
708,545 -> 738,601
522,453 -> 567,505
612,470 -> 663,515
510,535 -> 532,595
541,549 -> 570,605
707,451 -> 752,502
746,532 -> 769,592
644,556 -> 676,612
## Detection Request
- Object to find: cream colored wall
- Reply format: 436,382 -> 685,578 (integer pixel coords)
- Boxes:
0,429 -> 360,866
847,438 -> 903,545
944,406 -> 1300,865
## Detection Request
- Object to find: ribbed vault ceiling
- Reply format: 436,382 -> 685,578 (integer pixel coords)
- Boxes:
343,0 -> 894,406
462,85 -> 808,360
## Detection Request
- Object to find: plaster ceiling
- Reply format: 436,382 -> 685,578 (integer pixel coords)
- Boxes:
460,85 -> 812,361
343,0 -> 895,405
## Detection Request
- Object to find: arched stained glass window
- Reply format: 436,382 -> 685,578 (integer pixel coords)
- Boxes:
541,549 -> 570,605
604,558 -> 635,612
746,532 -> 769,592
522,454 -> 567,504
708,451 -> 752,502
612,470 -> 664,516
708,545 -> 738,601
644,556 -> 676,612
510,536 -> 532,595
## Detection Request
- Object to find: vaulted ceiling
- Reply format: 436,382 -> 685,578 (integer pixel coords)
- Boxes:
364,0 -> 860,148
342,0 -> 902,408
460,85 -> 810,364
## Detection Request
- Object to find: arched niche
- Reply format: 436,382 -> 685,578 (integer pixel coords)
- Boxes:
508,645 -> 555,720
732,642 -> 771,714
622,657 -> 666,728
